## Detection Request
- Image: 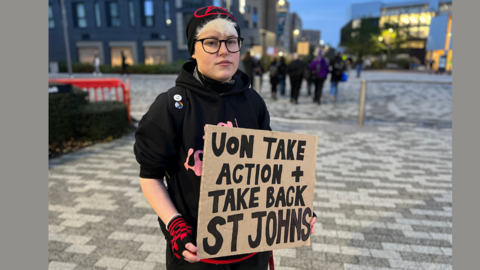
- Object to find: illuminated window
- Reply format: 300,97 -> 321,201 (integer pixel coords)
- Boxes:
49,4 -> 55,28
106,1 -> 121,27
409,13 -> 420,26
165,1 -> 171,26
352,19 -> 361,29
142,0 -> 154,27
110,47 -> 134,66
399,14 -> 410,26
78,47 -> 98,64
144,47 -> 167,65
128,1 -> 135,26
439,3 -> 452,12
73,2 -> 87,28
94,2 -> 101,27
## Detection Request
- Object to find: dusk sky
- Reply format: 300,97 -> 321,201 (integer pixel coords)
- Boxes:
288,0 -> 403,47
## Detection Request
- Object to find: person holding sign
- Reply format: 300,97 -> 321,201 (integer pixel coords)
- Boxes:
134,6 -> 316,270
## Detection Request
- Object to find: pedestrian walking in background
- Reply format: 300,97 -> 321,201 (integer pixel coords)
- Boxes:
287,53 -> 307,104
268,58 -> 279,100
310,50 -> 329,105
242,51 -> 255,83
329,52 -> 346,102
253,54 -> 264,91
121,51 -> 129,75
93,54 -> 102,76
278,56 -> 287,96
306,58 -> 314,96
346,55 -> 353,77
355,54 -> 364,78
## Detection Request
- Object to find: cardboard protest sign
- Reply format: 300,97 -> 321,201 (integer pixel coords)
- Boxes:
197,125 -> 318,259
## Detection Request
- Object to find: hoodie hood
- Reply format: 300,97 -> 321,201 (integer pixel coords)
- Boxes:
175,60 -> 251,100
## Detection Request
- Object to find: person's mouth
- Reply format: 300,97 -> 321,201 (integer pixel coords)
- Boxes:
216,60 -> 232,66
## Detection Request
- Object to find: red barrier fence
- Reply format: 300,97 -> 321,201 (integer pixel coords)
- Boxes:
49,78 -> 131,123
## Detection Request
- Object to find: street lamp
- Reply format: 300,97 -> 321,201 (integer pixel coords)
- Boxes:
293,29 -> 300,36
388,28 -> 393,33
278,51 -> 284,57
320,40 -> 324,45
378,36 -> 384,42
278,0 -> 285,6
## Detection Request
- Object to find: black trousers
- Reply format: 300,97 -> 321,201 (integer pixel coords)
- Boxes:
290,79 -> 302,101
271,82 -> 277,94
313,78 -> 326,102
165,242 -> 270,270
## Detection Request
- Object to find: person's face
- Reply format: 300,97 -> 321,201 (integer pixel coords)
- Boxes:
192,29 -> 240,83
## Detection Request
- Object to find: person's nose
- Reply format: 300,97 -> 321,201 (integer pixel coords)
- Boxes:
218,41 -> 229,55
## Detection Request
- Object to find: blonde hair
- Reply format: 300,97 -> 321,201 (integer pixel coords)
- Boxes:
195,17 -> 238,39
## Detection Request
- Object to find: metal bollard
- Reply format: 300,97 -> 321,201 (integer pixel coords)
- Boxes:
358,80 -> 367,127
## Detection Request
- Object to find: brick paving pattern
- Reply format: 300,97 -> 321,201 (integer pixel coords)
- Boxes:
49,71 -> 452,270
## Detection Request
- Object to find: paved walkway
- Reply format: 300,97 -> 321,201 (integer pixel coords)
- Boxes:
49,71 -> 452,270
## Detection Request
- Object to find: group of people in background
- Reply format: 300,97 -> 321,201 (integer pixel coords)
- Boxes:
261,50 -> 359,105
241,50 -> 368,105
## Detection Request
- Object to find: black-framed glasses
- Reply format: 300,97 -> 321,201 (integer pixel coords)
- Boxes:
195,37 -> 244,54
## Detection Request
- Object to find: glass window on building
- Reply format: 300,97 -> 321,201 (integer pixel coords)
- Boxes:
245,5 -> 250,13
419,12 -> 433,25
128,1 -> 135,26
183,13 -> 194,45
78,47 -> 98,64
110,47 -> 134,66
399,14 -> 410,27
94,2 -> 101,27
73,2 -> 87,28
142,0 -> 154,27
183,0 -> 205,8
106,1 -> 121,27
49,4 -> 55,28
144,47 -> 167,65
253,7 -> 257,28
439,2 -> 452,12
409,13 -> 420,26
165,1 -> 171,26
244,20 -> 249,29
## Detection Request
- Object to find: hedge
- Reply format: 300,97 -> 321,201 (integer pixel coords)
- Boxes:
75,101 -> 129,141
49,83 -> 129,146
57,60 -> 186,74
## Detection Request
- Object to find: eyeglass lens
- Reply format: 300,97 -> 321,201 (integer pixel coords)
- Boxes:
202,38 -> 242,53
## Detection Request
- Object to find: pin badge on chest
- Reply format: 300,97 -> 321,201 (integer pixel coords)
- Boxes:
174,94 -> 182,101
175,101 -> 183,109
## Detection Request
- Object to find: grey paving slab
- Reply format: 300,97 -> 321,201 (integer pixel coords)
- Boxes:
49,71 -> 452,269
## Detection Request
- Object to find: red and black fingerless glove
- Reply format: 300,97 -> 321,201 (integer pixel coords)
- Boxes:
168,216 -> 194,259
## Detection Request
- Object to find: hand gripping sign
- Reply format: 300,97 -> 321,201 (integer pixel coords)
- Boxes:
197,125 -> 318,259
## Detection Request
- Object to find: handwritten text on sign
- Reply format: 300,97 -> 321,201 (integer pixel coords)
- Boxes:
197,125 -> 318,258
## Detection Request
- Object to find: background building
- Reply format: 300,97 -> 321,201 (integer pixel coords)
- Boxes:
341,0 -> 452,68
289,13 -> 302,54
300,29 -> 321,48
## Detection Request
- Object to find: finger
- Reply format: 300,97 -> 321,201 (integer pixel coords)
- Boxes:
185,243 -> 199,253
182,250 -> 200,263
310,217 -> 317,234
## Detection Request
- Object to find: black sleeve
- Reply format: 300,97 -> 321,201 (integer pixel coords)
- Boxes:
134,92 -> 179,179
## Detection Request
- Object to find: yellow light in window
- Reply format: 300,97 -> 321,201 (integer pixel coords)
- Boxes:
410,16 -> 418,24
420,17 -> 426,23
401,17 -> 410,24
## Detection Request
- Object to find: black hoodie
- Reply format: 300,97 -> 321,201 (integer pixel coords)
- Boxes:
134,60 -> 271,258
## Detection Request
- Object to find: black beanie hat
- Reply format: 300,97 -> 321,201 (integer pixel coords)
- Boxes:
186,6 -> 241,56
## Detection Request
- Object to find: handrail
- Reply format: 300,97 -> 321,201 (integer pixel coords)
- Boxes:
48,78 -> 131,123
